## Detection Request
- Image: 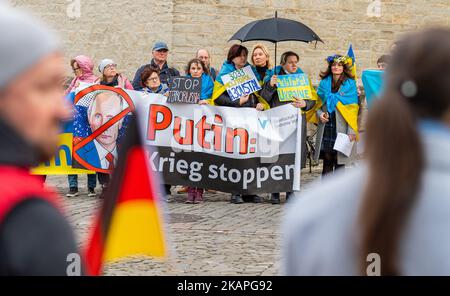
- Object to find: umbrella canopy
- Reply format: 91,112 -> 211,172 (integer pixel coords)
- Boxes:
229,14 -> 323,44
229,12 -> 323,71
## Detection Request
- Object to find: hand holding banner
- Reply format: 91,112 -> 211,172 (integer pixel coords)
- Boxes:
222,65 -> 261,101
277,73 -> 312,102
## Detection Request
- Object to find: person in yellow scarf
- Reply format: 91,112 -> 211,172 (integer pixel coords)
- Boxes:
211,44 -> 268,204
314,54 -> 359,175
211,44 -> 270,111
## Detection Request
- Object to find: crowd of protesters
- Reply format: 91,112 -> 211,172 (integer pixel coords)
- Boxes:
2,2 -> 450,277
61,38 -> 391,205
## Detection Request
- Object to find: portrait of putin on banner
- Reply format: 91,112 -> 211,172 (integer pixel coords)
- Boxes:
72,87 -> 133,173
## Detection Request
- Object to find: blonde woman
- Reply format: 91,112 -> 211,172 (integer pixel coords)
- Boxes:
251,43 -> 272,82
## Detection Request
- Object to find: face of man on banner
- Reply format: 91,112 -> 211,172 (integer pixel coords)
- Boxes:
88,91 -> 124,152
73,86 -> 133,173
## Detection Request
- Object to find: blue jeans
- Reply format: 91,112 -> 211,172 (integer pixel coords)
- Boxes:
68,174 -> 97,189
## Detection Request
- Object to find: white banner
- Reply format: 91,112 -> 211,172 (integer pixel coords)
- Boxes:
73,84 -> 302,194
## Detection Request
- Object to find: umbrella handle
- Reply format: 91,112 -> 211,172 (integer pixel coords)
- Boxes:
274,42 -> 277,75
274,11 -> 278,75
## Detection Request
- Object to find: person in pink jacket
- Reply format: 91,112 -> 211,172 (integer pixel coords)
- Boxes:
65,55 -> 97,95
66,55 -> 98,197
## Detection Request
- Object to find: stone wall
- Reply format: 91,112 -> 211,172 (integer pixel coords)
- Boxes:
9,0 -> 450,84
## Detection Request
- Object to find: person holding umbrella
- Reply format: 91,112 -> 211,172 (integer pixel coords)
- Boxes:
212,44 -> 269,204
260,51 -> 317,204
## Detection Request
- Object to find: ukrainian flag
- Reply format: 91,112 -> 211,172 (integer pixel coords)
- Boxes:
347,44 -> 357,80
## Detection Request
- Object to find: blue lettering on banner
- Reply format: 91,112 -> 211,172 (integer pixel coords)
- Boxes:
227,79 -> 261,101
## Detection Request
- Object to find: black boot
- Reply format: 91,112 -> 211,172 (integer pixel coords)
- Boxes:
230,194 -> 244,204
271,193 -> 281,204
243,194 -> 262,203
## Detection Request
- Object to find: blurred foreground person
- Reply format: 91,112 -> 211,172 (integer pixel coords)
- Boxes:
0,4 -> 80,275
282,28 -> 450,276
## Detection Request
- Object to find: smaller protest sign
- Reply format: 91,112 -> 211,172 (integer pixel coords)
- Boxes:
222,66 -> 261,101
167,77 -> 201,104
277,74 -> 312,102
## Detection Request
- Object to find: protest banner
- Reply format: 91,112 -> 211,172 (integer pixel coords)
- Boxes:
221,65 -> 262,101
72,85 -> 135,174
277,73 -> 313,102
32,92 -> 94,175
167,77 -> 201,104
31,132 -> 95,175
72,84 -> 302,194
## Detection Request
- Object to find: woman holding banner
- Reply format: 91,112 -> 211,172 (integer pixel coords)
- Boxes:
95,59 -> 134,90
65,55 -> 98,197
182,58 -> 215,203
212,44 -> 269,111
139,66 -> 170,95
314,54 -> 359,176
93,59 -> 133,193
261,51 -> 317,204
212,44 -> 270,204
251,43 -> 272,83
186,58 -> 214,103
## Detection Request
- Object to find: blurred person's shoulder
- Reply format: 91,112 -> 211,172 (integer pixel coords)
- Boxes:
286,165 -> 367,227
282,166 -> 367,275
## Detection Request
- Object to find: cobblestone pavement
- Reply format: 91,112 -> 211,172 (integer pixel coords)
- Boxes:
45,166 -> 323,276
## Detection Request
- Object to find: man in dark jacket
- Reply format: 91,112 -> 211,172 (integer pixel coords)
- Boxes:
0,4 -> 81,275
131,41 -> 180,90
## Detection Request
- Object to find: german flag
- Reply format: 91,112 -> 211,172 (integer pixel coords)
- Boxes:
84,116 -> 166,276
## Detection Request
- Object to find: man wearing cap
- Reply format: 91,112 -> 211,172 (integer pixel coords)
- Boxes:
0,4 -> 81,275
131,41 -> 180,90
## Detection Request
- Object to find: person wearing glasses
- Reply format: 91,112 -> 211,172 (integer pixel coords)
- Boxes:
139,66 -> 170,96
65,55 -> 97,95
132,41 -> 180,90
65,55 -> 98,197
95,59 -> 133,90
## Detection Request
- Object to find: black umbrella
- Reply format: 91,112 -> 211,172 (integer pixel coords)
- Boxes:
229,11 -> 323,70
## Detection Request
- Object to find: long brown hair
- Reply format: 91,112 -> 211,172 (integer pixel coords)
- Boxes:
359,28 -> 450,275
320,57 -> 355,91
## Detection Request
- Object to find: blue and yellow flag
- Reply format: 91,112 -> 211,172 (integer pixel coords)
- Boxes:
347,44 -> 357,80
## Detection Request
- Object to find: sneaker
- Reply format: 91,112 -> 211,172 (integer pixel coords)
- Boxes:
230,194 -> 244,204
194,188 -> 204,204
164,194 -> 173,202
66,188 -> 78,197
185,188 -> 195,204
252,195 -> 263,203
87,188 -> 96,197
